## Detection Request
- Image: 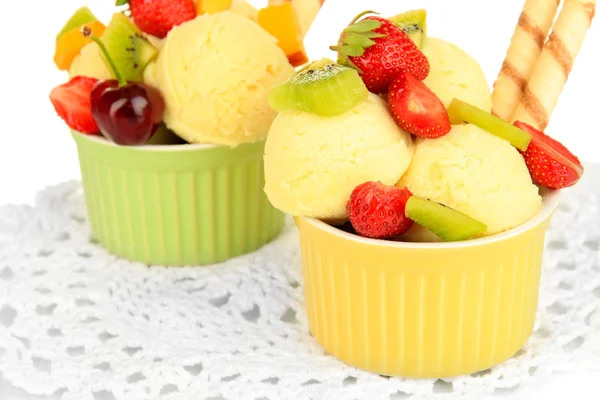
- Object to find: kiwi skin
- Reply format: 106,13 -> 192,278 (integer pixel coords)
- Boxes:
389,9 -> 427,49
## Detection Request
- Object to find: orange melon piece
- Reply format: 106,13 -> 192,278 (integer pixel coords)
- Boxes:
54,20 -> 106,71
258,2 -> 308,67
197,0 -> 232,14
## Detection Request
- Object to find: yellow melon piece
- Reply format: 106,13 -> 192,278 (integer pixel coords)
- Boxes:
229,0 -> 259,21
258,2 -> 308,67
54,20 -> 106,71
292,0 -> 323,37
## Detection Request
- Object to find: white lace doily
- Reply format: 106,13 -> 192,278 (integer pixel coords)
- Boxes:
0,182 -> 598,400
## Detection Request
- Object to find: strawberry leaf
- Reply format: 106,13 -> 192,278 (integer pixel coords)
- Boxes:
341,44 -> 366,57
115,0 -> 129,6
362,32 -> 386,39
346,20 -> 381,33
343,34 -> 376,48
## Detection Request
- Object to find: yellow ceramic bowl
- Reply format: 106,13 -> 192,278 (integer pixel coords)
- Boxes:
295,190 -> 560,378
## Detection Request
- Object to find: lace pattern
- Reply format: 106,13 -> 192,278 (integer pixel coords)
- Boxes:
0,182 -> 598,400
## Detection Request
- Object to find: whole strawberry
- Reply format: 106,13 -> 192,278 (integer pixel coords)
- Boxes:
331,11 -> 430,94
347,181 -> 413,240
117,0 -> 197,39
514,122 -> 584,189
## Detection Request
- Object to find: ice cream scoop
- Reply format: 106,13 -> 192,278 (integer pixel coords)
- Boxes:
264,92 -> 414,220
422,37 -> 492,112
398,124 -> 542,236
144,11 -> 294,146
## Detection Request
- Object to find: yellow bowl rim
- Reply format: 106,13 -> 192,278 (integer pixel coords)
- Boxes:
298,190 -> 561,249
73,131 -> 265,152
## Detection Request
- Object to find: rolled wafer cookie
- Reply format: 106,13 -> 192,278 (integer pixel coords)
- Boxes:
512,0 -> 597,129
491,0 -> 561,120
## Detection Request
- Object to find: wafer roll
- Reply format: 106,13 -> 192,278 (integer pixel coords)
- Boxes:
512,0 -> 596,129
491,0 -> 561,120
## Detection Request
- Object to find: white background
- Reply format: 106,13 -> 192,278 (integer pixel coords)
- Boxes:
0,0 -> 598,399
0,0 -> 598,206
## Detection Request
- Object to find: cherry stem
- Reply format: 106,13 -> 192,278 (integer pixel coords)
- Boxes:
348,10 -> 380,26
81,26 -> 126,86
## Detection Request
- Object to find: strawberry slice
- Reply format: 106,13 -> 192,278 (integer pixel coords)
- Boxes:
49,76 -> 100,134
514,121 -> 583,189
347,181 -> 413,239
388,71 -> 451,138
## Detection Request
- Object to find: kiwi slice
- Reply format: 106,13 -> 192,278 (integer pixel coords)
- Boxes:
56,6 -> 97,43
100,13 -> 158,82
269,58 -> 368,116
447,98 -> 532,151
405,196 -> 487,241
389,9 -> 427,48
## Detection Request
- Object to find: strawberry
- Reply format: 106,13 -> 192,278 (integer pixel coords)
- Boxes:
347,181 -> 413,240
514,121 -> 584,189
331,11 -> 429,94
49,76 -> 100,134
118,0 -> 197,39
388,71 -> 451,138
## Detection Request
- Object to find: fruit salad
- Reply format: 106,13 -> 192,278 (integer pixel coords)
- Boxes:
49,0 -> 324,147
264,9 -> 585,242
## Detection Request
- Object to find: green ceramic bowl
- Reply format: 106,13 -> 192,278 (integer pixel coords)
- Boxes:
71,131 -> 284,266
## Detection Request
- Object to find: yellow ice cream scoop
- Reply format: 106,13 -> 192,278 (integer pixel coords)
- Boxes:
264,92 -> 414,220
398,124 -> 542,235
145,11 -> 294,146
423,37 -> 492,112
69,42 -> 113,80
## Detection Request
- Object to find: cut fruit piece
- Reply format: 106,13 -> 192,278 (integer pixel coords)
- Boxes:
100,13 -> 158,82
197,0 -> 232,14
269,58 -> 368,116
258,2 -> 308,67
54,20 -> 106,71
128,0 -> 197,39
447,98 -> 532,151
514,121 -> 584,189
405,196 -> 487,241
228,0 -> 259,21
292,0 -> 323,37
347,182 -> 414,240
389,9 -> 427,48
388,71 -> 451,138
56,6 -> 97,43
49,76 -> 100,134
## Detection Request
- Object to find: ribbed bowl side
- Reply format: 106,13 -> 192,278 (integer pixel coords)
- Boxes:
74,133 -> 283,266
296,214 -> 552,378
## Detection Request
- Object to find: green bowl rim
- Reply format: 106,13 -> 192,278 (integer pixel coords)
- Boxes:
72,130 -> 265,153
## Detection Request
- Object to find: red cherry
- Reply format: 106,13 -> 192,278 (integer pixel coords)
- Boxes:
91,80 -> 164,146
81,25 -> 165,146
